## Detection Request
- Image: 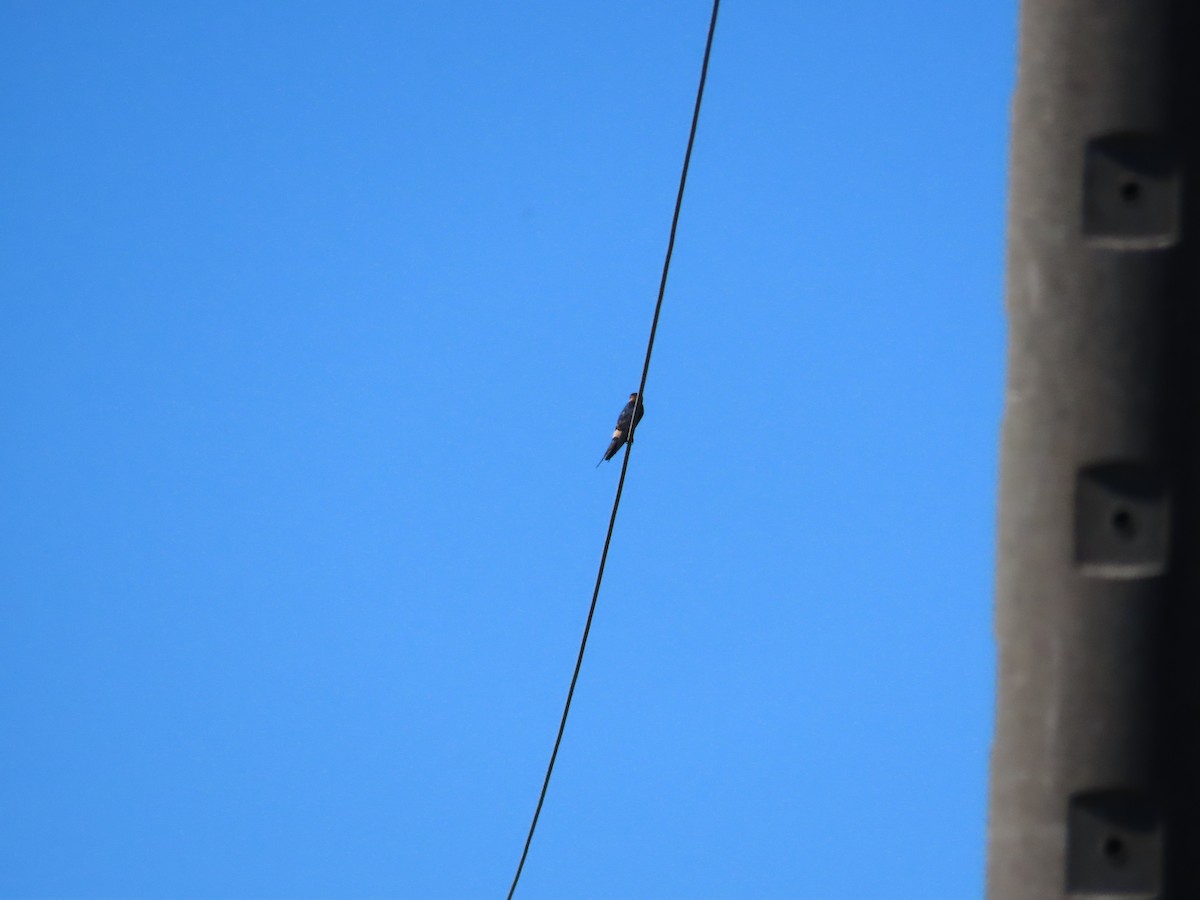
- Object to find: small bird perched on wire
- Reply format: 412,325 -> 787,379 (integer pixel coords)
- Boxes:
597,392 -> 645,466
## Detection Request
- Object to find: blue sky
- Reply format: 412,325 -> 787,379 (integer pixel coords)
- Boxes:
1,2 -> 1013,897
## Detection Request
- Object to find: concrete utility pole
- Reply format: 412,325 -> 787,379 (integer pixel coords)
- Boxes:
988,0 -> 1200,897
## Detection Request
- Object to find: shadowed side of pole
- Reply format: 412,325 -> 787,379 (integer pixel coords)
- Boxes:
988,0 -> 1200,897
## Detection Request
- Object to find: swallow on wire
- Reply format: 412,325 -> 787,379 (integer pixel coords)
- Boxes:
597,392 -> 645,466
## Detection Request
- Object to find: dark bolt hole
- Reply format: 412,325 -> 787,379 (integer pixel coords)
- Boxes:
1120,180 -> 1141,203
1112,507 -> 1137,539
1102,834 -> 1128,866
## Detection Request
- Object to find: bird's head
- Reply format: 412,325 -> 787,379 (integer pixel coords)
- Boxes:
628,392 -> 639,401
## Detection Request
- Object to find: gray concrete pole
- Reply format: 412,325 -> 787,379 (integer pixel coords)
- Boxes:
988,0 -> 1200,896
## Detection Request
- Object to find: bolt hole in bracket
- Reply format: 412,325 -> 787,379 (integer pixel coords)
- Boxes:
1110,507 -> 1136,540
1101,834 -> 1128,866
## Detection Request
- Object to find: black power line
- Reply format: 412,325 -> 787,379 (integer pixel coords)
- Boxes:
506,2 -> 720,896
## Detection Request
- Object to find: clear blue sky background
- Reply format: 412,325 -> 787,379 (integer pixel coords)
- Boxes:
1,2 -> 1013,897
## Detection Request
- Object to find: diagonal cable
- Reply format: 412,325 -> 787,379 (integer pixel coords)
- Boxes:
507,3 -> 720,896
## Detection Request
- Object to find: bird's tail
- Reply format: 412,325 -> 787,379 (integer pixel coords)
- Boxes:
598,436 -> 623,466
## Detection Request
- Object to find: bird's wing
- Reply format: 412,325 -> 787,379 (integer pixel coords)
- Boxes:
615,400 -> 636,431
